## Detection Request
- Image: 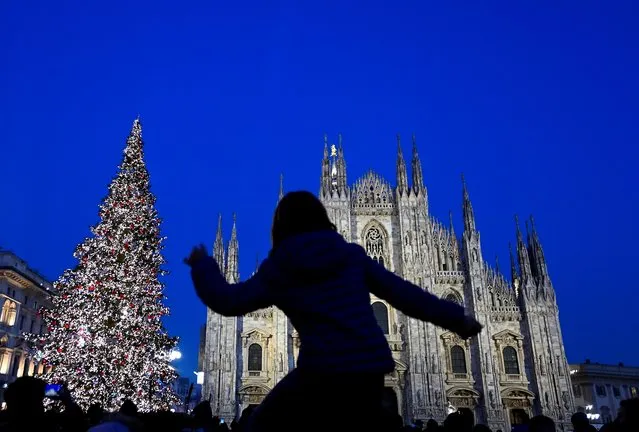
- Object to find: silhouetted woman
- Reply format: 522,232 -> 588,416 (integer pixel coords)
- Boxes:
185,191 -> 482,432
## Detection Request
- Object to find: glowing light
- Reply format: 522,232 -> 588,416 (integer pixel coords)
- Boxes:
194,371 -> 204,385
169,350 -> 182,361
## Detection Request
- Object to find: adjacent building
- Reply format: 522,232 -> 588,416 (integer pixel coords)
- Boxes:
201,135 -> 576,430
570,360 -> 639,426
0,249 -> 53,402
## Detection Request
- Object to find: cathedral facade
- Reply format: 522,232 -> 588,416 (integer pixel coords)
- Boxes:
201,135 -> 575,430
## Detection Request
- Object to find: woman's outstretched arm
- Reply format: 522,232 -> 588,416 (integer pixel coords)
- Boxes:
187,245 -> 273,316
361,248 -> 481,338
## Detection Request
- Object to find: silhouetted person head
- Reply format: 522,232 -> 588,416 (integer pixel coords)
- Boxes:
571,412 -> 590,430
4,376 -> 46,415
119,399 -> 138,417
271,191 -> 336,249
192,401 -> 213,425
529,415 -> 556,432
87,403 -> 104,425
444,411 -> 473,432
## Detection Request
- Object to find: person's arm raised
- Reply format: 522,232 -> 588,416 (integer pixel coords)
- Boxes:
362,249 -> 481,338
187,246 -> 272,316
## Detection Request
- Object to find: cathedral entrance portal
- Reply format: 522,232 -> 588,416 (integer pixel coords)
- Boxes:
382,387 -> 399,415
510,408 -> 529,425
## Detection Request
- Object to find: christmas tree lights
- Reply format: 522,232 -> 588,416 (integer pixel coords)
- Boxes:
26,118 -> 179,412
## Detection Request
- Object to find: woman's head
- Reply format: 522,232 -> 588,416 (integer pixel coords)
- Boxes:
271,191 -> 336,248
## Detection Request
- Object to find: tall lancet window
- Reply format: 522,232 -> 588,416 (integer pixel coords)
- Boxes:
365,226 -> 386,268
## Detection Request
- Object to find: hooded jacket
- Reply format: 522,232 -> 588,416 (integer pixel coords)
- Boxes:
190,230 -> 467,373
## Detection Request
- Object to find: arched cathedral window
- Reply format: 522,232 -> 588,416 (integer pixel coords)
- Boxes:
445,293 -> 461,305
365,226 -> 387,268
372,302 -> 389,335
503,346 -> 520,375
450,346 -> 467,374
248,343 -> 263,371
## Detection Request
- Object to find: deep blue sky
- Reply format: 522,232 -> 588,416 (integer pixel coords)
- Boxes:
2,1 -> 638,378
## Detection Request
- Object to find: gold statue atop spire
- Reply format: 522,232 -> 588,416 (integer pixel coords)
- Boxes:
330,144 -> 337,157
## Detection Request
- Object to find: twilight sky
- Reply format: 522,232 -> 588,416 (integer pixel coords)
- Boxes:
1,0 -> 638,378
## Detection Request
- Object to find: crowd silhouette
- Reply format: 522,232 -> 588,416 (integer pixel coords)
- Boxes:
2,191 -> 636,431
0,376 -> 637,431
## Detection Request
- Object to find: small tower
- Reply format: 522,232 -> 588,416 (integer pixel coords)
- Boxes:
320,134 -> 331,197
213,213 -> 225,272
396,134 -> 409,196
411,134 -> 426,197
278,173 -> 284,203
226,213 -> 239,283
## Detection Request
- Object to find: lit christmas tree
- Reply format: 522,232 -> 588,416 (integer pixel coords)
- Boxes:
27,118 -> 179,411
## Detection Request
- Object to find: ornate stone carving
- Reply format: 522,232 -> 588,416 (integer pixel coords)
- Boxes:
246,307 -> 273,319
352,171 -> 395,213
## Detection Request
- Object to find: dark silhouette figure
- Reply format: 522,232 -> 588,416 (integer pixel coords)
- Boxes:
191,401 -> 216,432
473,424 -> 492,432
425,418 -> 440,432
0,376 -> 47,431
186,191 -> 482,432
528,415 -> 555,432
443,411 -> 473,432
571,412 -> 597,432
87,403 -> 105,427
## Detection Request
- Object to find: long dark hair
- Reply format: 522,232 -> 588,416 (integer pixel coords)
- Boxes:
271,191 -> 336,249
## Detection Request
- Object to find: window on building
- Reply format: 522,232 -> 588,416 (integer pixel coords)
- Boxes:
19,316 -> 25,330
596,385 -> 606,397
451,346 -> 467,374
630,386 -> 638,398
372,302 -> 389,335
0,351 -> 10,374
248,344 -> 262,371
11,355 -> 21,376
573,385 -> 582,397
445,293 -> 461,305
613,386 -> 621,397
24,296 -> 29,307
0,301 -> 17,326
503,347 -> 520,375
365,226 -> 386,268
34,301 -> 38,310
30,320 -> 35,333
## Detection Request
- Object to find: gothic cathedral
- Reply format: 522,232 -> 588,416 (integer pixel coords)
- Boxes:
201,134 -> 575,430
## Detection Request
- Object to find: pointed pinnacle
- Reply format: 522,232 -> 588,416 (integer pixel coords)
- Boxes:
230,213 -> 237,238
338,133 -> 343,150
396,134 -> 402,154
449,210 -> 455,231
412,134 -> 418,155
495,255 -> 500,274
530,214 -> 537,234
279,173 -> 284,199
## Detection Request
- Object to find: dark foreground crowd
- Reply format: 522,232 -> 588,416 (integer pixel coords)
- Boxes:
0,376 -> 638,432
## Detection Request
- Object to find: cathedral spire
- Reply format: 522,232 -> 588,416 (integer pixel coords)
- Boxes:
449,210 -> 456,237
515,215 -> 533,283
320,134 -> 331,197
528,215 -> 550,286
396,134 -> 408,195
278,173 -> 284,201
411,134 -> 425,195
509,242 -> 519,286
226,213 -> 239,283
462,174 -> 477,233
495,254 -> 501,275
335,133 -> 348,195
213,213 -> 225,272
